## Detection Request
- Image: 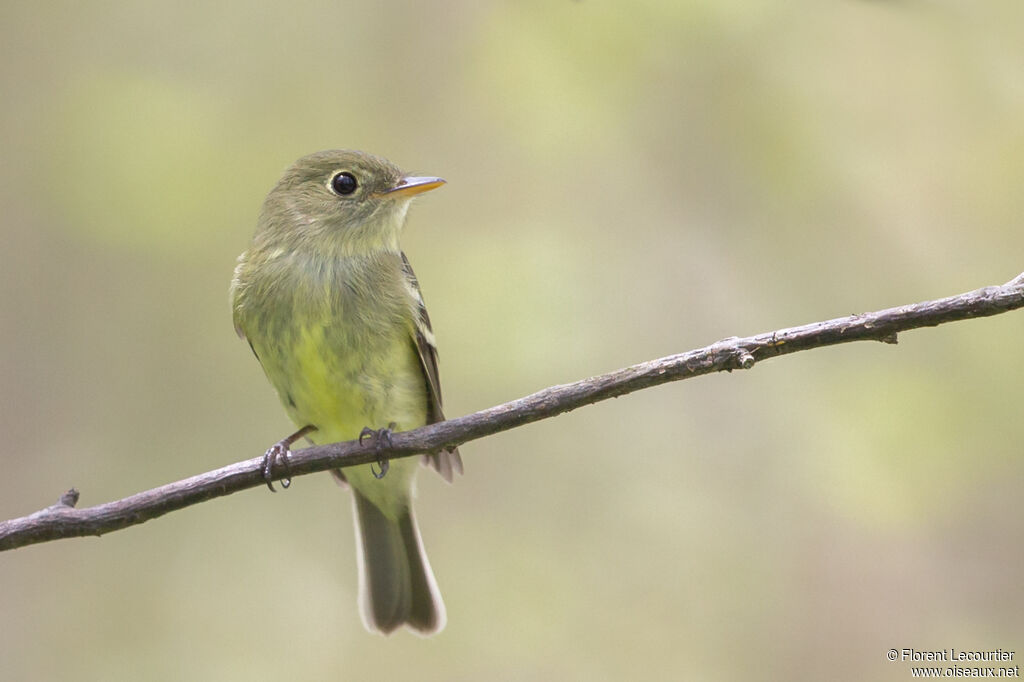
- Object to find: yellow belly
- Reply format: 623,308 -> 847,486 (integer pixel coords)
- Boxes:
252,318 -> 428,516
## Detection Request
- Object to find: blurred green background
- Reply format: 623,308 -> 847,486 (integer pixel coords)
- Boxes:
1,2 -> 1022,680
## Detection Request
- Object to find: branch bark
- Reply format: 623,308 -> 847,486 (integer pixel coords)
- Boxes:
3,272 -> 1023,551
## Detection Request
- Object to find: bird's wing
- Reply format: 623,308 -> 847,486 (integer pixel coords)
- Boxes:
401,252 -> 463,482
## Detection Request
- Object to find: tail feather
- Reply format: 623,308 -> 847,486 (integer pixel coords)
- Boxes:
352,489 -> 445,635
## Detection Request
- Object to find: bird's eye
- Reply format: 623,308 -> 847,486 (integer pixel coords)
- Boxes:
330,171 -> 358,196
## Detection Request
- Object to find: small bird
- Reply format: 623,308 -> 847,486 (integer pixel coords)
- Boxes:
231,150 -> 462,635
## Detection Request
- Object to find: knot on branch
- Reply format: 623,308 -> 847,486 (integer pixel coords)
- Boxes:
709,338 -> 757,371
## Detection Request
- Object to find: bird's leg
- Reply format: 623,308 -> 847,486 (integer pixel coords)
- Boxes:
360,422 -> 397,479
262,424 -> 315,492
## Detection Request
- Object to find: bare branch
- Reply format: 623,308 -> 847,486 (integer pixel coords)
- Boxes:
2,272 -> 1022,551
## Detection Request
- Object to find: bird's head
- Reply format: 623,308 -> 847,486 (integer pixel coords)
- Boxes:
256,149 -> 444,256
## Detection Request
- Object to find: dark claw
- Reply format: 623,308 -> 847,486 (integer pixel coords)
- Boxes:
371,433 -> 392,479
262,441 -> 293,493
371,459 -> 390,479
260,425 -> 314,493
362,424 -> 396,480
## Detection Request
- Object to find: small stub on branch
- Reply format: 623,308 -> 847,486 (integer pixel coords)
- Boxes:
56,489 -> 79,509
736,351 -> 756,369
27,488 -> 81,522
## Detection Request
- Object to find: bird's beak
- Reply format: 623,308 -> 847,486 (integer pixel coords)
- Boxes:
385,176 -> 446,197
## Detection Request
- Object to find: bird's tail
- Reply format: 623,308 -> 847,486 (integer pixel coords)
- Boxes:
351,489 -> 445,635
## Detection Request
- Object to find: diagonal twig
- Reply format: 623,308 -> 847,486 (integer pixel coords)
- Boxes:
2,272 -> 1022,552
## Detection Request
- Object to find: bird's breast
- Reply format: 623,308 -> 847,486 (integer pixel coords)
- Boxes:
238,251 -> 428,443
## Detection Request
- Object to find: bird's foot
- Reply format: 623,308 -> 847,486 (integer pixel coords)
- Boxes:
262,425 -> 315,492
360,423 -> 397,479
262,441 -> 293,492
